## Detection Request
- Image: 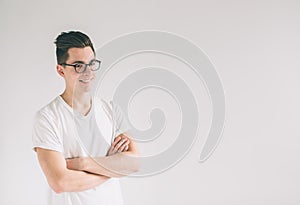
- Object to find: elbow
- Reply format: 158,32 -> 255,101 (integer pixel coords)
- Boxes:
50,184 -> 63,194
52,186 -> 64,194
49,177 -> 67,194
131,157 -> 140,173
113,152 -> 140,178
132,151 -> 141,172
51,182 -> 64,194
126,152 -> 141,173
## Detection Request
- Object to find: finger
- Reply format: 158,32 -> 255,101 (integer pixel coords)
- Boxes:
115,138 -> 127,148
115,138 -> 129,149
118,141 -> 130,152
112,136 -> 122,147
110,136 -> 129,154
110,143 -> 119,153
108,147 -> 114,155
108,143 -> 118,155
122,138 -> 130,149
114,135 -> 129,143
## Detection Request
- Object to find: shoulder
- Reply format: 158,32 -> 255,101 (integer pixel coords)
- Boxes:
93,96 -> 113,113
93,96 -> 112,106
93,97 -> 127,121
93,97 -> 124,116
34,96 -> 63,122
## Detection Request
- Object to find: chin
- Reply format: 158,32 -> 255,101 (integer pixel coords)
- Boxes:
75,83 -> 94,93
81,85 -> 93,92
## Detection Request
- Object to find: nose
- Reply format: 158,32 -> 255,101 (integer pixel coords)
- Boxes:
83,65 -> 93,75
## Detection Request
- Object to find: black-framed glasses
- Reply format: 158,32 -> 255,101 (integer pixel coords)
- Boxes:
61,59 -> 101,73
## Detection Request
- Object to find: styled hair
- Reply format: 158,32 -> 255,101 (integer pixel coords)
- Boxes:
54,31 -> 95,64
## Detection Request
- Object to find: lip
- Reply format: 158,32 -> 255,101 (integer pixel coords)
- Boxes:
79,78 -> 94,84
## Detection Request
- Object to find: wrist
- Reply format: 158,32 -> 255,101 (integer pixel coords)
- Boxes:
80,157 -> 89,171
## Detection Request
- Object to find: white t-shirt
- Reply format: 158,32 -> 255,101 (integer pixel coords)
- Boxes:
32,95 -> 131,205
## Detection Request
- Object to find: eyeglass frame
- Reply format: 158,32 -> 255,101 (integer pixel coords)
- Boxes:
60,59 -> 101,73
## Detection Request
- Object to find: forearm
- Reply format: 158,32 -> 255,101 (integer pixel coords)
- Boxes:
36,148 -> 110,194
84,152 -> 140,178
53,169 -> 109,193
66,133 -> 140,178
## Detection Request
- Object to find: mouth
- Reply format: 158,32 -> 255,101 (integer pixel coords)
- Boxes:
79,78 -> 93,84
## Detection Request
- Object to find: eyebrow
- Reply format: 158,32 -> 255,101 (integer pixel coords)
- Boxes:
69,59 -> 96,64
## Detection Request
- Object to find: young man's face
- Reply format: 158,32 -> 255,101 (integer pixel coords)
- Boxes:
57,46 -> 96,94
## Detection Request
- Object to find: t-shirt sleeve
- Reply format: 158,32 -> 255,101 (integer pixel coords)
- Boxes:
32,111 -> 63,153
111,102 -> 132,138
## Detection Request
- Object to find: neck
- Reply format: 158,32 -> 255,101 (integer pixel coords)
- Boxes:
60,89 -> 92,115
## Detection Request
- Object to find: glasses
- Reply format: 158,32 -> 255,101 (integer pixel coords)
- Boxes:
61,59 -> 101,73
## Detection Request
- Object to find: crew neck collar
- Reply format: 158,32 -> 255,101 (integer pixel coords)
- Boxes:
58,95 -> 94,118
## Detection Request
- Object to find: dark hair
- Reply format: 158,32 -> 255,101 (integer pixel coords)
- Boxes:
54,31 -> 95,64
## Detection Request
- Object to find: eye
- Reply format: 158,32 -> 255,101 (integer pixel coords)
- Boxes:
90,60 -> 96,66
74,63 -> 85,72
74,63 -> 84,69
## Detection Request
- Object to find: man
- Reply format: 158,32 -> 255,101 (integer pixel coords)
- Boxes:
32,31 -> 139,205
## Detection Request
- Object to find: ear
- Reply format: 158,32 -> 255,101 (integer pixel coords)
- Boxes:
56,64 -> 65,77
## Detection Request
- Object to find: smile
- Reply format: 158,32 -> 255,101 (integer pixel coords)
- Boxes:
79,79 -> 93,83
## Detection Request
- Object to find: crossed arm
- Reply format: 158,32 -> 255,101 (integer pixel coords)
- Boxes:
66,132 -> 140,178
36,132 -> 139,194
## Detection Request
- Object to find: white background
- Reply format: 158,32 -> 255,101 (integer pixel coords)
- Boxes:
1,0 -> 300,204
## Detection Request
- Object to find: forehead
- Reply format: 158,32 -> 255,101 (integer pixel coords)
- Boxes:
67,47 -> 95,63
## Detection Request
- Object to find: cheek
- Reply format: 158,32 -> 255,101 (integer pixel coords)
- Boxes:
73,73 -> 80,80
66,72 -> 79,83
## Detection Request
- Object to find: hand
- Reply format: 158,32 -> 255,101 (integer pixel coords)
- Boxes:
66,157 -> 87,171
107,135 -> 130,156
